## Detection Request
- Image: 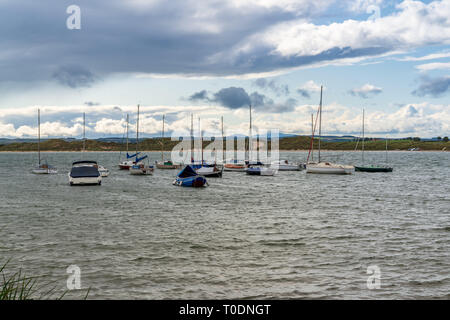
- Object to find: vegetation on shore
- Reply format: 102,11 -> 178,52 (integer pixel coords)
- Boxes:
0,136 -> 448,152
1,260 -> 90,300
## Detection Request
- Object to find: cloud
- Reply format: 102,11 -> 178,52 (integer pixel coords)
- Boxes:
0,102 -> 448,138
297,80 -> 322,98
1,0 -> 450,84
52,65 -> 97,88
349,83 -> 382,98
213,87 -> 251,109
398,51 -> 450,61
187,86 -> 297,112
84,101 -> 101,106
412,75 -> 450,97
188,90 -> 210,102
253,78 -> 289,96
415,62 -> 450,72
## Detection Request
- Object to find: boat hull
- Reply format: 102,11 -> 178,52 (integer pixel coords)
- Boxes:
129,166 -> 154,175
355,166 -> 393,172
156,163 -> 182,169
32,168 -> 58,174
173,176 -> 207,187
224,164 -> 246,172
306,163 -> 354,175
246,167 -> 277,176
69,176 -> 102,186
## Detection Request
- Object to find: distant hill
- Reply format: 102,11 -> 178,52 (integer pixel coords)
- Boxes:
0,136 -> 447,151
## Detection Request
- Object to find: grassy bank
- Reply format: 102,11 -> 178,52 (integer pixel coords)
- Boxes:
0,137 -> 448,152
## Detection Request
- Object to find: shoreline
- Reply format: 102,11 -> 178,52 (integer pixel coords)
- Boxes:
0,149 -> 447,153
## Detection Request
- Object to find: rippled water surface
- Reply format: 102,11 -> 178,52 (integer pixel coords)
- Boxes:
0,151 -> 449,299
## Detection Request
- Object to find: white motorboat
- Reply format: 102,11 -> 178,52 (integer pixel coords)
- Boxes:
271,160 -> 302,171
68,161 -> 102,185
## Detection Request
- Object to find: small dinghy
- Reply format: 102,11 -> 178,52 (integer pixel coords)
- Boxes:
98,165 -> 110,177
173,165 -> 207,187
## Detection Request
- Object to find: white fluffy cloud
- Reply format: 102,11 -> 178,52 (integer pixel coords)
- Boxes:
0,102 -> 448,139
349,83 -> 383,98
239,0 -> 450,61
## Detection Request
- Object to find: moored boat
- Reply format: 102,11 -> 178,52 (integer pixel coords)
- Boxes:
305,85 -> 354,175
196,165 -> 223,177
355,165 -> 393,172
155,114 -> 182,169
354,109 -> 393,173
129,105 -> 153,176
271,160 -> 302,171
173,165 -> 207,187
32,109 -> 57,174
306,162 -> 354,174
224,160 -> 247,172
68,161 -> 102,185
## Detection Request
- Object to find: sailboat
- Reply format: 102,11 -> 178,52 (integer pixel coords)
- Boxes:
155,114 -> 182,169
195,117 -> 223,177
118,114 -> 139,170
32,109 -> 57,174
68,112 -> 102,185
306,86 -> 354,174
129,104 -> 154,175
245,104 -> 277,176
173,165 -> 207,187
355,109 -> 393,173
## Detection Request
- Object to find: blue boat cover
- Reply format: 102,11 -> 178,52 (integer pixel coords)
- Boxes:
136,154 -> 148,162
126,152 -> 140,159
70,166 -> 100,178
177,165 -> 198,178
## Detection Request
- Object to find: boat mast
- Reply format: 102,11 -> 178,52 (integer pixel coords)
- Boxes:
318,86 -> 322,163
385,136 -> 388,164
83,112 -> 86,152
249,104 -> 252,162
126,114 -> 129,154
362,108 -> 365,164
38,108 -> 41,165
191,113 -> 194,163
311,113 -> 314,162
221,116 -> 224,163
198,117 -> 203,165
161,114 -> 165,162
136,105 -> 139,157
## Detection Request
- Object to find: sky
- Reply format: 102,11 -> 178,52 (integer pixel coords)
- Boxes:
0,0 -> 449,139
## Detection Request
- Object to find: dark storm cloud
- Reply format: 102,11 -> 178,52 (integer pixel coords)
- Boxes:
0,0 -> 393,85
53,65 -> 97,88
412,76 -> 450,97
187,87 -> 296,113
213,87 -> 251,109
